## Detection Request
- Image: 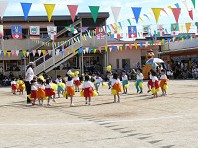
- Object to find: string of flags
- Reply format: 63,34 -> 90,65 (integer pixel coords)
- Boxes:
0,33 -> 195,57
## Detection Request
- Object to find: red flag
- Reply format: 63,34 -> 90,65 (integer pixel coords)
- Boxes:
188,10 -> 193,20
171,8 -> 181,23
67,5 -> 78,22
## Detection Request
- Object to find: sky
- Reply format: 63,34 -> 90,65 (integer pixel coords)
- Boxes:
3,0 -> 198,34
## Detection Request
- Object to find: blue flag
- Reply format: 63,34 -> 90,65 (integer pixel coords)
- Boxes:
131,7 -> 142,23
21,3 -> 32,20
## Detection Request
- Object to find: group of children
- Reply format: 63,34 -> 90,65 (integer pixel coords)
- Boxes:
10,69 -> 168,106
11,77 -> 25,95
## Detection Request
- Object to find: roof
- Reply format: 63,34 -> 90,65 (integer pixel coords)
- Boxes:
0,12 -> 109,22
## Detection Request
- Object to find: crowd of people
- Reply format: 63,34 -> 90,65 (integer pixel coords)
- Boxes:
9,62 -> 169,107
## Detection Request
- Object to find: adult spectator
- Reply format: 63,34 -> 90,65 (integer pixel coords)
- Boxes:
25,62 -> 35,104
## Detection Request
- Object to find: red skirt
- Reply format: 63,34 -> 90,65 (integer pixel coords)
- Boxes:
84,87 -> 93,98
74,80 -> 81,86
151,80 -> 160,89
12,84 -> 17,91
30,90 -> 37,99
148,79 -> 152,86
67,86 -> 75,96
45,88 -> 55,97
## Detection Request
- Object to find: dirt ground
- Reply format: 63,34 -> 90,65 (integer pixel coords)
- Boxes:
0,80 -> 198,148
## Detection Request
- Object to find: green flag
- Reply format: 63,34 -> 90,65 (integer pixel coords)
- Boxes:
191,0 -> 195,8
89,6 -> 100,23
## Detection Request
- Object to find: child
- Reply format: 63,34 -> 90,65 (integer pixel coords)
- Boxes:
56,75 -> 63,98
147,69 -> 154,93
151,71 -> 160,98
94,72 -> 103,94
11,78 -> 17,95
30,80 -> 38,106
73,72 -> 81,92
135,68 -> 144,94
107,71 -> 113,89
160,69 -> 168,96
45,78 -> 55,106
82,75 -> 94,105
122,70 -> 128,94
37,78 -> 45,106
111,73 -> 122,103
18,77 -> 25,95
66,76 -> 75,106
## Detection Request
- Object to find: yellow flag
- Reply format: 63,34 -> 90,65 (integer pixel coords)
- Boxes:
8,52 -> 11,57
182,38 -> 185,42
134,43 -> 138,49
151,8 -> 162,23
44,4 -> 56,22
161,39 -> 165,44
185,22 -> 191,33
72,48 -> 76,53
94,49 -> 97,53
139,17 -> 143,21
3,50 -> 7,56
23,50 -> 26,57
168,6 -> 172,9
104,46 -> 108,52
42,50 -> 46,55
119,46 -> 123,51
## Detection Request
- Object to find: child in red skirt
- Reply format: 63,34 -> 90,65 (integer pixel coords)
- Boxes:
11,78 -> 17,95
45,78 -> 55,106
74,71 -> 81,92
82,75 -> 94,105
18,77 -> 25,95
30,80 -> 38,105
111,73 -> 122,103
160,69 -> 168,96
66,76 -> 75,106
151,71 -> 160,98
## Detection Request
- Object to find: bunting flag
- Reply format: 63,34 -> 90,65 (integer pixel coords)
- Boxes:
0,1 -> 8,19
128,26 -> 137,38
44,4 -> 56,22
142,25 -> 150,37
174,3 -> 180,8
143,14 -> 150,21
96,27 -> 106,39
111,26 -> 122,39
191,0 -> 195,8
131,7 -> 142,24
47,26 -> 57,40
16,50 -> 19,56
182,0 -> 188,11
26,51 -> 30,57
157,25 -> 165,36
195,22 -> 198,33
171,8 -> 181,23
30,26 -> 40,39
38,50 -> 42,56
89,6 -> 100,23
171,23 -> 179,35
161,8 -> 168,15
151,8 -> 162,23
0,25 -> 3,37
11,26 -> 22,39
20,2 -> 32,20
67,5 -> 78,22
111,7 -> 121,22
188,10 -> 193,20
185,22 -> 191,33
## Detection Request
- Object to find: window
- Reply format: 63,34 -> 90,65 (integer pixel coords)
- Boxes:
116,59 -> 119,69
122,59 -> 130,69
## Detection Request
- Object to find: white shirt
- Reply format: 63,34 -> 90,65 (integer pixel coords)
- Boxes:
111,79 -> 121,86
25,67 -> 34,82
45,84 -> 52,89
137,73 -> 144,80
152,76 -> 158,82
11,81 -> 17,85
95,76 -> 103,83
66,80 -> 74,86
31,85 -> 38,90
38,84 -> 45,89
149,74 -> 153,80
82,81 -> 94,88
56,78 -> 62,84
122,75 -> 128,81
74,76 -> 79,81
160,74 -> 167,80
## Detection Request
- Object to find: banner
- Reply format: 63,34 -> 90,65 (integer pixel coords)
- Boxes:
142,25 -> 150,37
47,26 -> 57,40
20,2 -> 32,20
171,8 -> 181,24
96,27 -> 106,39
131,7 -> 142,24
67,5 -> 78,22
30,26 -> 40,39
0,25 -> 3,37
151,8 -> 162,23
111,7 -> 121,22
44,4 -> 56,22
128,26 -> 137,38
11,26 -> 22,39
171,23 -> 179,35
157,25 -> 165,36
111,26 -> 122,39
89,6 -> 100,23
